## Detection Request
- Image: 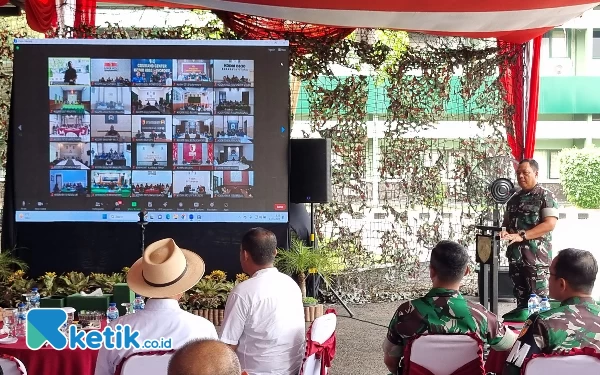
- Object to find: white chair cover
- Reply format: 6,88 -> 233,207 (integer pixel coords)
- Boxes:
300,312 -> 337,375
118,351 -> 174,375
0,354 -> 28,375
408,335 -> 481,375
524,353 -> 600,375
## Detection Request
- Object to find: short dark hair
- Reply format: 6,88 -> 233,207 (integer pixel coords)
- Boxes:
168,339 -> 240,375
554,248 -> 597,294
430,240 -> 470,283
519,159 -> 539,172
241,227 -> 277,265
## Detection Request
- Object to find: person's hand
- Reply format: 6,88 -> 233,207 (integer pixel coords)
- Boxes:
503,233 -> 523,245
500,230 -> 509,239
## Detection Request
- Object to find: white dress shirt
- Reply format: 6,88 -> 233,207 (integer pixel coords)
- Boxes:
94,298 -> 218,375
220,267 -> 306,375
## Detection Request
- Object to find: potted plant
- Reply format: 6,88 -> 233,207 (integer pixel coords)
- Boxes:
275,237 -> 337,298
38,272 -> 67,308
188,271 -> 232,326
302,297 -> 324,322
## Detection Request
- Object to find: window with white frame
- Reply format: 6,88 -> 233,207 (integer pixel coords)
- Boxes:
542,29 -> 571,58
532,150 -> 561,180
593,30 -> 600,59
549,150 -> 561,179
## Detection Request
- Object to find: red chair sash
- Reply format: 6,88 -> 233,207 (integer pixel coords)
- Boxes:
114,350 -> 175,375
521,347 -> 600,374
0,354 -> 26,375
402,332 -> 485,375
300,308 -> 337,375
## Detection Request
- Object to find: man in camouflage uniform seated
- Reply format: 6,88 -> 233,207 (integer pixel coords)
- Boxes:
383,241 -> 517,374
501,159 -> 559,321
504,248 -> 600,375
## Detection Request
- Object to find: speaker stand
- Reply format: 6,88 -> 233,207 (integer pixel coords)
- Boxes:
309,203 -> 354,317
138,210 -> 148,257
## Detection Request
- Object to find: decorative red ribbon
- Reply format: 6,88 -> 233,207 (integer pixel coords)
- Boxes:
0,353 -> 26,375
301,308 -> 337,375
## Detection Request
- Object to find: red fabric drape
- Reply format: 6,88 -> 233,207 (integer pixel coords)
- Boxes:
0,0 -> 10,6
74,0 -> 97,30
25,0 -> 58,33
498,41 -> 525,161
498,37 -> 542,162
524,36 -> 542,159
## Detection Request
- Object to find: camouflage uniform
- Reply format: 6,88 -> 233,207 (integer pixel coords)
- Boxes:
386,288 -> 516,372
504,184 -> 559,307
503,297 -> 600,375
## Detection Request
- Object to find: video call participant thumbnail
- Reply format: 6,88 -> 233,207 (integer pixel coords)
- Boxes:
172,171 -> 213,198
212,171 -> 253,198
49,142 -> 90,170
214,88 -> 253,115
90,59 -> 132,87
172,143 -> 213,171
90,142 -> 132,169
132,115 -> 173,142
134,143 -> 169,170
173,116 -> 214,142
48,58 -> 91,86
131,59 -> 174,87
132,87 -> 172,115
49,86 -> 91,115
172,59 -> 213,87
50,170 -> 89,197
90,170 -> 132,197
213,60 -> 254,87
213,115 -> 253,143
91,115 -> 132,142
49,114 -> 91,142
213,144 -> 253,171
131,170 -> 173,198
91,87 -> 132,114
172,87 -> 214,115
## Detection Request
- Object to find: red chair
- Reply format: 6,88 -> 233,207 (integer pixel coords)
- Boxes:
114,350 -> 175,375
299,308 -> 337,375
402,333 -> 485,375
0,353 -> 27,375
522,347 -> 600,375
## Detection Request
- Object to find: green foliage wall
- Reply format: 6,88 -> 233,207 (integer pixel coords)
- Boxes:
559,146 -> 600,209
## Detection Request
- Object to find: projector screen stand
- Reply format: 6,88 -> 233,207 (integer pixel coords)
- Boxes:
310,203 -> 354,318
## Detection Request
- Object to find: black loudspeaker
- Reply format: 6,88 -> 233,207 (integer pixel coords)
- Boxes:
290,138 -> 331,203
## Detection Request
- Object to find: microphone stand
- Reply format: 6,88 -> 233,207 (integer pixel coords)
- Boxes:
138,210 -> 147,256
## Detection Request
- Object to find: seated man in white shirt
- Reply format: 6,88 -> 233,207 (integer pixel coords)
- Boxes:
168,339 -> 248,375
220,228 -> 306,375
94,238 -> 218,375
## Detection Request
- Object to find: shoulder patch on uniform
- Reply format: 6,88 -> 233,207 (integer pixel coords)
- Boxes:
518,319 -> 533,339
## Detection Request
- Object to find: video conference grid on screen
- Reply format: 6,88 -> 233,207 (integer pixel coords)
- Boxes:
14,40 -> 289,222
49,58 -> 255,198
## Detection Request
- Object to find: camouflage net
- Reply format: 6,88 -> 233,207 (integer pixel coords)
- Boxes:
0,11 -> 524,302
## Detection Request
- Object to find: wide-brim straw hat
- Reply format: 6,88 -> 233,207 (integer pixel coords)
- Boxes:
127,238 -> 205,298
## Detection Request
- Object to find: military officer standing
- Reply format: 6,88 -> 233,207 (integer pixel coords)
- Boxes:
504,248 -> 600,375
501,159 -> 559,320
383,241 -> 517,374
